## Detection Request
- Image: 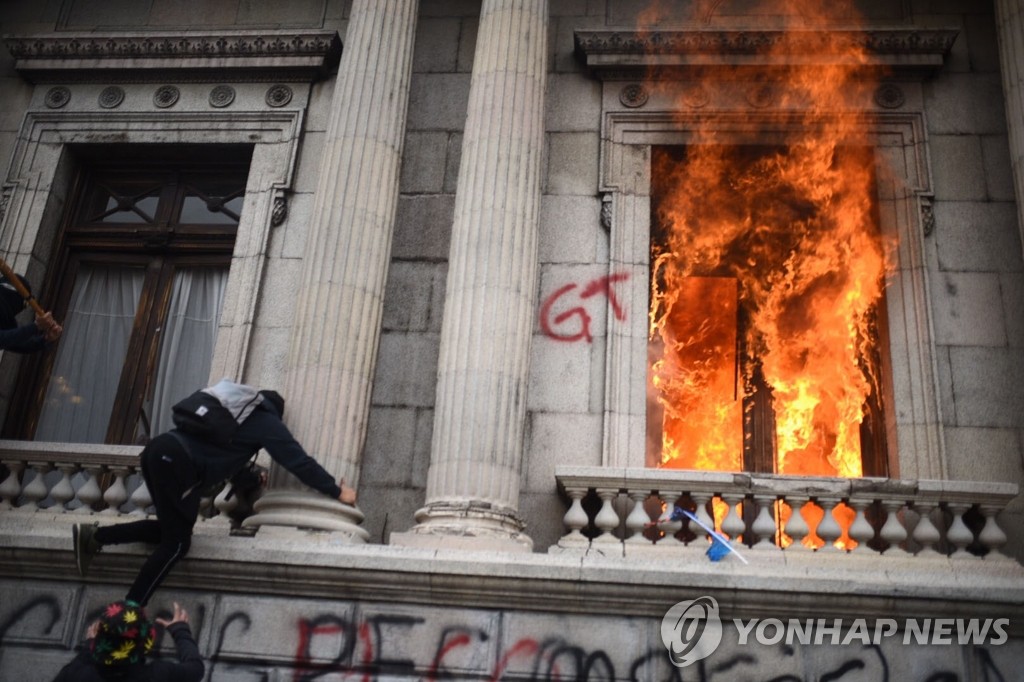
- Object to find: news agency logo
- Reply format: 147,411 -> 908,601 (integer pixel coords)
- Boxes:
660,596 -> 723,668
660,596 -> 1010,668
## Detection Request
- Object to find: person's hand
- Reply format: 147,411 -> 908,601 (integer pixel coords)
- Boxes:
85,620 -> 100,640
155,601 -> 189,628
339,479 -> 357,506
34,311 -> 62,342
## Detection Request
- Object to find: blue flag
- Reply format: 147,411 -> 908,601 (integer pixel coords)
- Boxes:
671,507 -> 749,564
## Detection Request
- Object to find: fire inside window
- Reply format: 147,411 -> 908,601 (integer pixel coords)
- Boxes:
647,144 -> 891,480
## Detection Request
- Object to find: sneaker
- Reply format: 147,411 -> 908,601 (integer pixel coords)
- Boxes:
73,522 -> 101,577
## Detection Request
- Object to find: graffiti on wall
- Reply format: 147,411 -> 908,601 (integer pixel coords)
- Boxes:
540,272 -> 630,343
0,591 -> 1013,682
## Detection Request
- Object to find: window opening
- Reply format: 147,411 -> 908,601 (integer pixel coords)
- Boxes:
648,144 -> 889,479
647,143 -> 892,547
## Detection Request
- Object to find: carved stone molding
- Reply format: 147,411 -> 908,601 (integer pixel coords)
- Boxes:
209,85 -> 235,108
44,86 -> 70,108
271,195 -> 288,227
0,185 -> 11,227
600,193 -> 612,231
153,85 -> 179,108
98,85 -> 124,109
920,194 -> 936,237
874,82 -> 906,109
574,28 -> 959,80
265,84 -> 293,108
619,83 -> 648,108
4,30 -> 342,83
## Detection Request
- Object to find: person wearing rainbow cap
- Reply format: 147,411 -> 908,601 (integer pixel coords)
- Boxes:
51,600 -> 203,681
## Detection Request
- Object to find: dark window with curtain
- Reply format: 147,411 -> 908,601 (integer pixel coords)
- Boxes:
4,144 -> 253,445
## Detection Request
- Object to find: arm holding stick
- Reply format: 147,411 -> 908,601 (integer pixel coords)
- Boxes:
0,257 -> 44,316
0,257 -> 62,344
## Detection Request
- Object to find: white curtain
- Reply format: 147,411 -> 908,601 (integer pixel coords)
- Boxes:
35,266 -> 145,444
147,268 -> 227,436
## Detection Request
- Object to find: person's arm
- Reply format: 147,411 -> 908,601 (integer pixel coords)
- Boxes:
35,311 -> 62,342
49,622 -> 99,682
253,411 -> 344,500
155,602 -> 204,682
0,323 -> 46,353
49,652 -> 94,682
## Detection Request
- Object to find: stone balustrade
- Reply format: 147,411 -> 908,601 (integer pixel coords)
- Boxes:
0,440 -> 243,525
554,466 -> 1018,561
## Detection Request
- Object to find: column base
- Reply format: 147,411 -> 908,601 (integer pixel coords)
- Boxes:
390,501 -> 533,553
243,490 -> 369,543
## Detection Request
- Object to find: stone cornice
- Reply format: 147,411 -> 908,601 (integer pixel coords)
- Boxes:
574,27 -> 960,80
4,29 -> 342,83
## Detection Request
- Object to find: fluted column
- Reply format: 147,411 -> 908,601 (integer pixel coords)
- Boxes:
391,0 -> 548,551
244,0 -> 419,539
995,0 -> 1024,261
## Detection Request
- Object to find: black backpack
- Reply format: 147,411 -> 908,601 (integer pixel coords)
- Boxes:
171,389 -> 262,445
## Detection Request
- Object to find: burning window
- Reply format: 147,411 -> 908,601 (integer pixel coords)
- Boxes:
647,143 -> 891,479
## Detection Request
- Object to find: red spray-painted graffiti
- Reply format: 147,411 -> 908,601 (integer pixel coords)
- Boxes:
539,272 -> 630,343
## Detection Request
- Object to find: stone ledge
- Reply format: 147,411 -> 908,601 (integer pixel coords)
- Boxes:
2,514 -> 1022,633
3,30 -> 343,83
574,27 -> 960,80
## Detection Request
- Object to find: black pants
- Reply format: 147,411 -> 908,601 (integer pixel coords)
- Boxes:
93,433 -> 202,606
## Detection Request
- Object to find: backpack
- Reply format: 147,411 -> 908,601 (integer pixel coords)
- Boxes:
170,380 -> 264,446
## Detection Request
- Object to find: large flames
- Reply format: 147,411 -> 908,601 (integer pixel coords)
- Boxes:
647,4 -> 891,481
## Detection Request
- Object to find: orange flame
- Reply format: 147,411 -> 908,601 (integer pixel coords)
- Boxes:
648,0 -> 891,480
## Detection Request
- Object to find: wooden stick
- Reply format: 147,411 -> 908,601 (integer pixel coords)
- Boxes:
0,256 -> 46,316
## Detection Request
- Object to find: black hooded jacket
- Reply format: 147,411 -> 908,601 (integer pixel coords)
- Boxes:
50,622 -> 203,682
0,275 -> 46,353
172,396 -> 342,499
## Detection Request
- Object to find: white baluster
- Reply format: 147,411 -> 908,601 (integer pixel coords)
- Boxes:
945,503 -> 976,559
74,467 -> 103,514
212,484 -> 239,523
128,475 -> 152,515
0,462 -> 25,509
911,502 -> 941,557
101,468 -> 129,514
879,499 -> 909,556
50,465 -> 77,512
21,463 -> 51,510
592,488 -> 622,547
654,490 -> 683,543
720,494 -> 745,544
978,504 -> 1010,560
847,499 -> 875,554
557,486 -> 591,550
751,494 -> 777,550
815,497 -> 842,552
782,497 -> 811,551
624,490 -> 652,545
198,494 -> 216,519
689,492 -> 713,549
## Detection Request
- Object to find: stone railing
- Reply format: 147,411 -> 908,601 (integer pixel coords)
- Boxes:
0,440 -> 244,526
554,466 -> 1019,561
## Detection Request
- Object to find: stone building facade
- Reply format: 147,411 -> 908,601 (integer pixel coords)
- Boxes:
0,0 -> 1023,679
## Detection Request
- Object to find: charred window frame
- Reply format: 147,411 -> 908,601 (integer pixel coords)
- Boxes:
647,144 -> 890,477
